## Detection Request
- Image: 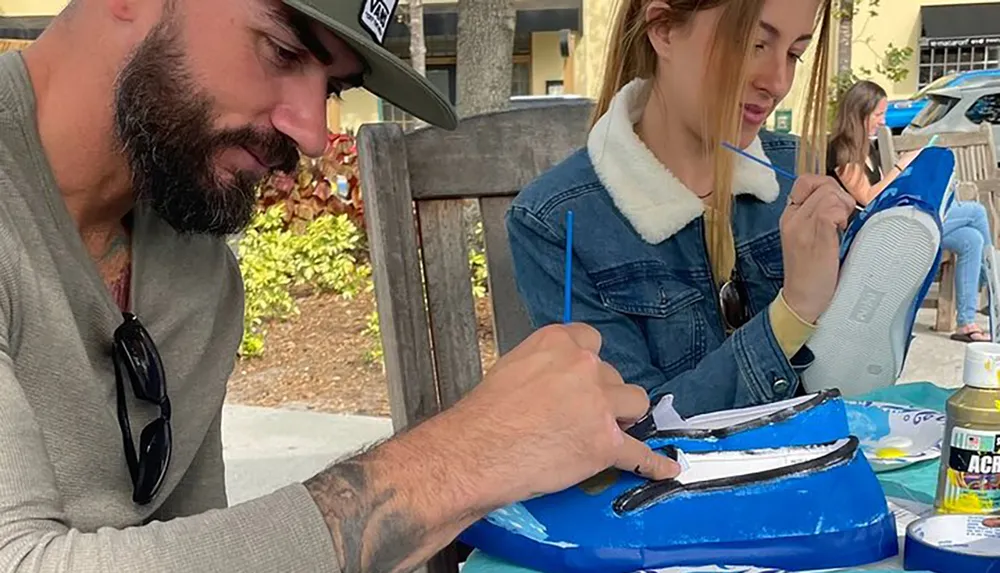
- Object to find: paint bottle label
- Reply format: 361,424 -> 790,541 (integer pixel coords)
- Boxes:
939,426 -> 1000,514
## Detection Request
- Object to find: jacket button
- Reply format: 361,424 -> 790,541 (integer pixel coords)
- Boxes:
773,378 -> 790,394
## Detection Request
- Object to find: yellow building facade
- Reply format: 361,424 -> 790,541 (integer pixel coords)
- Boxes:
0,0 -> 67,15
778,0 -> 1000,133
7,1 -> 1000,134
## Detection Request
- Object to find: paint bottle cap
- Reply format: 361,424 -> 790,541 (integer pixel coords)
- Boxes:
962,342 -> 1000,390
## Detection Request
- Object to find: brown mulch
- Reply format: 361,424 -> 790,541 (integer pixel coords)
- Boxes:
227,291 -> 498,417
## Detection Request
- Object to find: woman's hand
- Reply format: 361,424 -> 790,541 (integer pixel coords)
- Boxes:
898,149 -> 922,170
780,175 -> 857,324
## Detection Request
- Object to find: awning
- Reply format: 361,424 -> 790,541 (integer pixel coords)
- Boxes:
920,3 -> 1000,48
0,16 -> 52,40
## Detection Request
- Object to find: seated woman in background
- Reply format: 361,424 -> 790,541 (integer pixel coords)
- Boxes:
829,79 -> 993,343
826,80 -> 920,203
506,0 -> 854,418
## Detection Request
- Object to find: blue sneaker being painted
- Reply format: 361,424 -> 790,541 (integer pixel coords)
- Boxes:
627,389 -> 849,453
459,437 -> 898,573
801,147 -> 953,397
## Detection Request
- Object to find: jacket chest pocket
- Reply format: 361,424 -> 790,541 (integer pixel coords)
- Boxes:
743,231 -> 785,282
740,231 -> 785,316
596,275 -> 708,377
745,231 -> 785,281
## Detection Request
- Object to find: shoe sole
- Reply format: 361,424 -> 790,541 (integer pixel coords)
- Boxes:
802,206 -> 940,397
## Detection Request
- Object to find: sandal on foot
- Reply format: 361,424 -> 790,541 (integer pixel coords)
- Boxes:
951,326 -> 991,343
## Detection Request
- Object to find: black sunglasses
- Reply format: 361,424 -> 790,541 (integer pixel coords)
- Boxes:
112,312 -> 172,505
719,274 -> 751,331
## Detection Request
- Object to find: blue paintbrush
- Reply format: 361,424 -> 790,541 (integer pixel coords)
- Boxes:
721,141 -> 797,182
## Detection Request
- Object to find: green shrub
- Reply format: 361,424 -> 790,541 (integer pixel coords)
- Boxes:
238,206 -> 372,358
293,214 -> 372,298
469,222 -> 489,298
363,311 -> 383,364
238,206 -> 300,357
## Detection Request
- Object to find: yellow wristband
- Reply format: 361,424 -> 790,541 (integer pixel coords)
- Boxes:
768,289 -> 817,359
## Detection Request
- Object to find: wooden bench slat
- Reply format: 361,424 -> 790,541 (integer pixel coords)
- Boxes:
417,199 -> 484,408
480,195 -> 534,356
358,123 -> 440,430
403,102 -> 593,200
894,129 -> 993,151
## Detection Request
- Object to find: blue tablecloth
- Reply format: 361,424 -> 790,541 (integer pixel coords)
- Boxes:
462,382 -> 955,573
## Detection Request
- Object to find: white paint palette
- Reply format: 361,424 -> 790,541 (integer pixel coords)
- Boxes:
845,401 -> 947,472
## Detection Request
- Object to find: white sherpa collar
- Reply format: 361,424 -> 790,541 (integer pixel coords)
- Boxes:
587,77 -> 781,245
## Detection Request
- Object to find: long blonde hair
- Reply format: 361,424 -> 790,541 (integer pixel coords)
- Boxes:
592,0 -> 833,266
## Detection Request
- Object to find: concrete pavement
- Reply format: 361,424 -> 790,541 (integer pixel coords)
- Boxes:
221,404 -> 392,505
897,307 -> 986,390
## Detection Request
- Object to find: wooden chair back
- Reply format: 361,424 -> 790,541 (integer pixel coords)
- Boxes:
357,102 -> 593,572
877,123 -> 998,185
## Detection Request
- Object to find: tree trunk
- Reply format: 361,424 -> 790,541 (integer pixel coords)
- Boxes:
408,0 -> 426,76
408,0 -> 427,129
456,0 -> 516,118
454,0 -> 517,260
837,0 -> 854,78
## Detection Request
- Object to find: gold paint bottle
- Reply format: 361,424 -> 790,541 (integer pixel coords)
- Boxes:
934,343 -> 1000,515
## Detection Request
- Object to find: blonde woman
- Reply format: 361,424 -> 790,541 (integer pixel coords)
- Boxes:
506,0 -> 852,417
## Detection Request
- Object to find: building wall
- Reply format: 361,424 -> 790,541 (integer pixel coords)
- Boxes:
531,31 -> 564,95
0,0 -> 68,15
772,0 -> 1000,134
576,0 -> 615,100
337,89 -> 382,134
336,28 -> 573,131
847,0 -> 1000,100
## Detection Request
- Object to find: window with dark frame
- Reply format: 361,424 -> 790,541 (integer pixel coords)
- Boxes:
380,60 -> 533,131
918,42 -> 1000,89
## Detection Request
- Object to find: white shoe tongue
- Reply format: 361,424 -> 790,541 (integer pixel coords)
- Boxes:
651,395 -> 693,431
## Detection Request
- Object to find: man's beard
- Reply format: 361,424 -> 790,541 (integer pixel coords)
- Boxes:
112,19 -> 300,237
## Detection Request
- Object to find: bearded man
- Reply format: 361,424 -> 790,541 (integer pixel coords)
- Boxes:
0,0 -> 677,571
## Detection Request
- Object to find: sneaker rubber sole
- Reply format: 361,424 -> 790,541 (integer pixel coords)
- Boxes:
801,205 -> 940,397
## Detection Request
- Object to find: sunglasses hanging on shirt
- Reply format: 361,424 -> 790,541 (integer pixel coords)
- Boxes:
112,312 -> 172,505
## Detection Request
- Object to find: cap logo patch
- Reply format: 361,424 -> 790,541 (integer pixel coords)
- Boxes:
360,0 -> 398,44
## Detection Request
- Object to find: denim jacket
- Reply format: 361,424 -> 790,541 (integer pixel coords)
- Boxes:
506,78 -> 812,417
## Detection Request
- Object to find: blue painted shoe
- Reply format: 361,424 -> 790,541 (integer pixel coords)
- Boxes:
627,389 -> 849,453
459,437 -> 898,573
801,147 -> 952,397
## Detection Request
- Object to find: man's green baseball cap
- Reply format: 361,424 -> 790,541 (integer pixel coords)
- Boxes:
284,0 -> 458,130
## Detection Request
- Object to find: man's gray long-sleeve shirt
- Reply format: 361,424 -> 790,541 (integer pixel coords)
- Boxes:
0,50 -> 339,572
